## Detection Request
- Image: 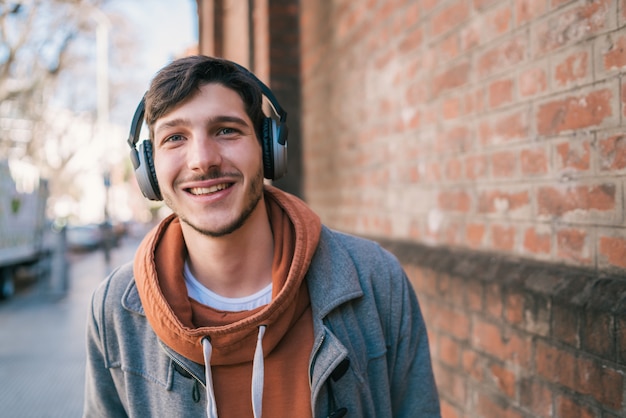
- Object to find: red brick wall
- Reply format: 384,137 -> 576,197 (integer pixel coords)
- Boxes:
299,0 -> 626,416
380,238 -> 626,417
300,0 -> 626,273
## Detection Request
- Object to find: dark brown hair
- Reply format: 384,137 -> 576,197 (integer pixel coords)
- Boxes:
144,55 -> 265,141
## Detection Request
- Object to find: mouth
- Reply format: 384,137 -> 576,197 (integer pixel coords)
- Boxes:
186,183 -> 233,196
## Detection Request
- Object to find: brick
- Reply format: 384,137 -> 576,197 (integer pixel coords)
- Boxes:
599,235 -> 626,269
537,184 -> 616,216
519,378 -> 553,418
437,274 -> 466,307
576,356 -> 623,410
536,340 -> 576,385
445,158 -> 463,181
515,0 -> 547,26
552,303 -> 580,348
465,154 -> 489,179
476,392 -> 523,418
439,33 -> 460,61
491,150 -> 518,178
460,21 -> 481,51
465,277 -> 484,311
490,363 -> 516,397
554,49 -> 590,87
479,110 -> 529,146
432,61 -> 471,97
431,0 -> 470,37
555,139 -> 591,172
442,97 -> 462,120
478,189 -> 530,214
492,224 -> 517,251
526,293 -> 551,336
536,340 -> 624,409
462,348 -> 484,382
520,146 -> 548,175
439,333 -> 461,367
534,0 -> 613,56
484,4 -> 513,37
505,290 -> 525,325
485,282 -> 503,318
536,89 -> 615,136
438,190 -> 472,213
439,401 -> 461,418
424,160 -> 442,182
581,310 -> 614,360
405,81 -> 428,106
598,133 -> 626,171
433,304 -> 471,341
421,0 -> 438,14
433,364 -> 467,405
474,0 -> 500,10
465,88 -> 486,115
398,26 -> 423,53
477,35 -> 527,78
556,228 -> 591,264
602,34 -> 626,71
519,66 -> 547,97
523,226 -> 551,255
473,318 -> 532,366
440,125 -> 472,153
555,395 -> 597,418
488,78 -> 515,108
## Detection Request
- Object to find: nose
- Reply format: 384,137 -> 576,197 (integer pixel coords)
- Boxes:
186,134 -> 222,172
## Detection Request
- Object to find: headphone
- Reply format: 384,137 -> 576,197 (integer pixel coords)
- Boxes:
127,62 -> 288,201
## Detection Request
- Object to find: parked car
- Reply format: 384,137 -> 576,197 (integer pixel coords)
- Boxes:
66,224 -> 103,252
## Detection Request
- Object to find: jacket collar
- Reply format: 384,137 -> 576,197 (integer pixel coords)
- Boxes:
121,278 -> 144,315
306,226 -> 364,320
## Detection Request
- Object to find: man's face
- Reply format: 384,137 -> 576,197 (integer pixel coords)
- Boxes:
152,82 -> 265,237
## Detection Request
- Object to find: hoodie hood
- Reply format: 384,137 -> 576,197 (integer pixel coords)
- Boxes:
133,185 -> 321,366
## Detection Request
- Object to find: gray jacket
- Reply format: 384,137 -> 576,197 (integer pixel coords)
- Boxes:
84,226 -> 441,417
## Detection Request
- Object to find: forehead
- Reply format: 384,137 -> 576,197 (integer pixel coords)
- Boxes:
154,84 -> 250,125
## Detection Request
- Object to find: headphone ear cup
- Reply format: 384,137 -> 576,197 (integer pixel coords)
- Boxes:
262,118 -> 275,179
261,117 -> 288,180
272,120 -> 288,180
135,140 -> 162,201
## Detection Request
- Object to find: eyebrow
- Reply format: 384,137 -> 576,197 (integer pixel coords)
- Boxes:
155,115 -> 250,137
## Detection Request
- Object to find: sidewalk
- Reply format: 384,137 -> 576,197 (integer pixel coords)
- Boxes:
0,238 -> 139,418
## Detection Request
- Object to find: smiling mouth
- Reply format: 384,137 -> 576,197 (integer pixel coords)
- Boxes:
187,183 -> 233,196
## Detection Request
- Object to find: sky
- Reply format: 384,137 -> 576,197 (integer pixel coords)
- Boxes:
106,0 -> 198,125
53,0 -> 198,223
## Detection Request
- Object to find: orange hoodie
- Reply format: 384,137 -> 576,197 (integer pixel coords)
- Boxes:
134,185 -> 321,417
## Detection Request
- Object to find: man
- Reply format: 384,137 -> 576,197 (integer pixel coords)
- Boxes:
84,55 -> 440,418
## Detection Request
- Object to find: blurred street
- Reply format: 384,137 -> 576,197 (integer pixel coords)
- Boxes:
0,236 -> 141,418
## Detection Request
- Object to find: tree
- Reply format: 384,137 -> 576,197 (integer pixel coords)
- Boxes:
0,0 -> 138,215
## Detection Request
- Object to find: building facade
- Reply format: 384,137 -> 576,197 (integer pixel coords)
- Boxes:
196,1 -> 626,416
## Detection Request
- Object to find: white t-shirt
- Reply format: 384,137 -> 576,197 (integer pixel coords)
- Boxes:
183,261 -> 272,312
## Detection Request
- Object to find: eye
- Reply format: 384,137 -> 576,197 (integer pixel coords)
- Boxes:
164,134 -> 185,143
217,127 -> 239,136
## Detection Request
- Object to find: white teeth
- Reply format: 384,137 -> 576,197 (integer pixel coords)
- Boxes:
189,183 -> 229,195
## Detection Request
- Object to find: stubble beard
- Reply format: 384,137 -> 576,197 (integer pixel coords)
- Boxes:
165,167 -> 265,238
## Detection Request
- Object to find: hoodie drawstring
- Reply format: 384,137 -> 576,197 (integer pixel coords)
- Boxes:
202,338 -> 218,418
252,325 -> 267,418
201,326 -> 267,418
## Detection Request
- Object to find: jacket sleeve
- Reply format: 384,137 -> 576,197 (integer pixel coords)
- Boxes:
83,279 -> 128,418
385,257 -> 441,417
